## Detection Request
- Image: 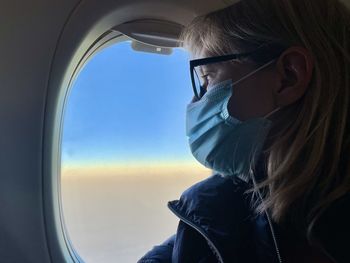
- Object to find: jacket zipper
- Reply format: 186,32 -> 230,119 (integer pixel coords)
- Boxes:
264,208 -> 283,263
252,172 -> 283,263
167,202 -> 224,263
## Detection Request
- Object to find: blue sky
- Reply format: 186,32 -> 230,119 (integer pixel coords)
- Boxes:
62,40 -> 196,166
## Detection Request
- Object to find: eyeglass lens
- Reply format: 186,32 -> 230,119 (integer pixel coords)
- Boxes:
193,67 -> 207,99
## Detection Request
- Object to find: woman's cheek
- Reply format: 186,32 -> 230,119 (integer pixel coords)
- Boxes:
228,81 -> 272,120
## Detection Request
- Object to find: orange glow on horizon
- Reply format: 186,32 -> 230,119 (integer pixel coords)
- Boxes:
62,161 -> 211,177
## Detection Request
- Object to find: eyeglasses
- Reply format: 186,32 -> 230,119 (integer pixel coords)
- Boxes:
189,44 -> 287,100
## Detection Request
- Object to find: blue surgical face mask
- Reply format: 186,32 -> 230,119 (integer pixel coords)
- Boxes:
186,60 -> 277,181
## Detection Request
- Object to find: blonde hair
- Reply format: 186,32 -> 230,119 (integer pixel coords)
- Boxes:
181,0 -> 350,243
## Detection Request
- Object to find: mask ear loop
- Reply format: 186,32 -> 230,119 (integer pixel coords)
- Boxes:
232,59 -> 277,86
232,59 -> 281,120
264,107 -> 281,119
224,59 -> 278,120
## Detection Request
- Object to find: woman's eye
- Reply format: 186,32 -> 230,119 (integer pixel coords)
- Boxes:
199,74 -> 208,87
200,74 -> 208,81
201,73 -> 214,87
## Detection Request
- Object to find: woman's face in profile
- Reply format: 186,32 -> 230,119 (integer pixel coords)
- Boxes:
195,45 -> 313,122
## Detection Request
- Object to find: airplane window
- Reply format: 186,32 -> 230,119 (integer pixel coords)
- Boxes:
61,39 -> 211,262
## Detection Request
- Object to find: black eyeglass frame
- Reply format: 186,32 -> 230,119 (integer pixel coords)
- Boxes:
189,44 -> 287,99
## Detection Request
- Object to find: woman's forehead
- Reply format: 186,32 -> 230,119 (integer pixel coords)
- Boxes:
190,44 -> 223,58
191,44 -> 243,60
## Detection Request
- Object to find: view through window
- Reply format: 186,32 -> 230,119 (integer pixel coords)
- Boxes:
61,39 -> 211,262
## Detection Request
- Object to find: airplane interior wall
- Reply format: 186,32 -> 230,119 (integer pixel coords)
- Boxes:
0,1 -> 80,262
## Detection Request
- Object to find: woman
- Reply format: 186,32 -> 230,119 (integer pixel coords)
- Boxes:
138,0 -> 350,262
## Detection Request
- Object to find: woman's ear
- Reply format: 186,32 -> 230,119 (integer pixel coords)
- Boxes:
274,46 -> 314,106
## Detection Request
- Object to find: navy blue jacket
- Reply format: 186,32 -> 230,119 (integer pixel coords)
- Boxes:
137,173 -> 350,263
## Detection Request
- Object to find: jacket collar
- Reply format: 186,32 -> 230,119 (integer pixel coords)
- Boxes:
167,173 -> 280,263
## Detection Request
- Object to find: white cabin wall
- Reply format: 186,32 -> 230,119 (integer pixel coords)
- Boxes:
0,1 -> 80,262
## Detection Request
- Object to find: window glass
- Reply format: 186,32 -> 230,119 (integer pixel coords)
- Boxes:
61,39 -> 211,263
